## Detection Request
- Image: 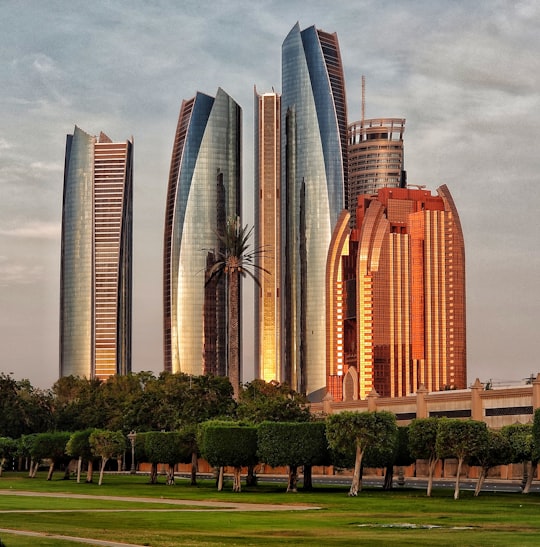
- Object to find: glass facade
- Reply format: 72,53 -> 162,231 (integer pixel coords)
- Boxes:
60,126 -> 132,380
327,185 -> 466,400
348,118 -> 406,225
254,90 -> 281,383
281,24 -> 348,400
164,88 -> 241,376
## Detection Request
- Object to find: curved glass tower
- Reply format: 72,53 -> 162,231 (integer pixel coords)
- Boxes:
60,126 -> 133,380
164,88 -> 241,376
281,24 -> 348,400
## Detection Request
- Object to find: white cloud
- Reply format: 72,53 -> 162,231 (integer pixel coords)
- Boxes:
0,138 -> 13,150
30,161 -> 63,172
0,221 -> 60,240
32,53 -> 57,74
0,257 -> 43,286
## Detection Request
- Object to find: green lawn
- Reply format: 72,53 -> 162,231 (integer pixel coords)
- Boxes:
0,472 -> 539,546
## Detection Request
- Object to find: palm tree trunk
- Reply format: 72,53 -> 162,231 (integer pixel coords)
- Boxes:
228,270 -> 240,399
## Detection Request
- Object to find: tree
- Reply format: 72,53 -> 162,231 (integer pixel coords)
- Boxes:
501,422 -> 533,493
0,374 -> 53,438
326,411 -> 398,496
408,417 -> 440,497
469,429 -> 511,496
206,217 -> 267,399
364,425 -> 412,490
236,380 -> 311,423
17,434 -> 39,476
66,429 -> 97,483
52,376 -> 104,431
0,437 -> 16,476
528,408 -> 540,494
144,431 -> 191,485
89,430 -> 126,486
257,422 -> 330,492
199,421 -> 258,492
31,432 -> 72,480
436,419 -> 488,499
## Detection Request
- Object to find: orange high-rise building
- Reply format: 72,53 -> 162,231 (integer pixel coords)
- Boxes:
254,89 -> 281,382
326,185 -> 466,400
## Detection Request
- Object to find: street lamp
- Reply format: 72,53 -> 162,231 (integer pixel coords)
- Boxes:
127,430 -> 137,474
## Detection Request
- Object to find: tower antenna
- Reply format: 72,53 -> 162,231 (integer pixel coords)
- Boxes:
361,75 -> 366,126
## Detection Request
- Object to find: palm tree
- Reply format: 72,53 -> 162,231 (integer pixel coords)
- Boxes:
206,217 -> 268,399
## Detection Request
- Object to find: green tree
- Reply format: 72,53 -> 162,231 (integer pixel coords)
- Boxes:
206,217 -> 267,399
31,432 -> 72,480
364,425 -> 409,490
0,437 -> 16,476
236,380 -> 311,423
66,429 -> 97,483
408,417 -> 440,497
436,419 -> 488,499
199,421 -> 258,492
528,408 -> 540,494
144,431 -> 191,485
52,376 -> 104,431
501,422 -> 533,493
17,434 -> 39,476
0,374 -> 52,437
257,422 -> 330,492
326,411 -> 397,496
469,429 -> 511,496
89,429 -> 126,486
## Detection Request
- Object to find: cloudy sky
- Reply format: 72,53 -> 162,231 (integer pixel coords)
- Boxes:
1,0 -> 539,389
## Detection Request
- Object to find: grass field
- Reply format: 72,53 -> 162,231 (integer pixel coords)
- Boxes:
1,472 -> 539,546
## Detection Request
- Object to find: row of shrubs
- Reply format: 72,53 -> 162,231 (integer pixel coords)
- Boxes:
1,410 -> 539,499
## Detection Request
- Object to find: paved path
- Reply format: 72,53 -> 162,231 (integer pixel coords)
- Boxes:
0,490 -> 319,546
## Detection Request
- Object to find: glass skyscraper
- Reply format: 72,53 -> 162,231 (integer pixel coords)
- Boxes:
164,88 -> 241,376
281,24 -> 348,400
254,89 -> 282,383
60,126 -> 133,380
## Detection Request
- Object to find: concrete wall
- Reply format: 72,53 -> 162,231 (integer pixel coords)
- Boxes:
312,374 -> 540,429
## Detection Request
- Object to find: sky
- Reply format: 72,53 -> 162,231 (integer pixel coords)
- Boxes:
1,0 -> 539,390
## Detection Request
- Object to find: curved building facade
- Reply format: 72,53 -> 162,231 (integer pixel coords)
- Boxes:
281,23 -> 348,399
164,88 -> 241,376
348,118 -> 406,223
60,126 -> 133,380
326,185 -> 466,400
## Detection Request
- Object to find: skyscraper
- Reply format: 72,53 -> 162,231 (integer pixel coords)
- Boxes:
164,88 -> 241,377
327,185 -> 466,400
254,89 -> 281,383
60,126 -> 133,380
348,117 -> 406,224
281,23 -> 348,400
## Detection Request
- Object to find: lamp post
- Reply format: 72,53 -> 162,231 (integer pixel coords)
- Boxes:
127,430 -> 137,474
